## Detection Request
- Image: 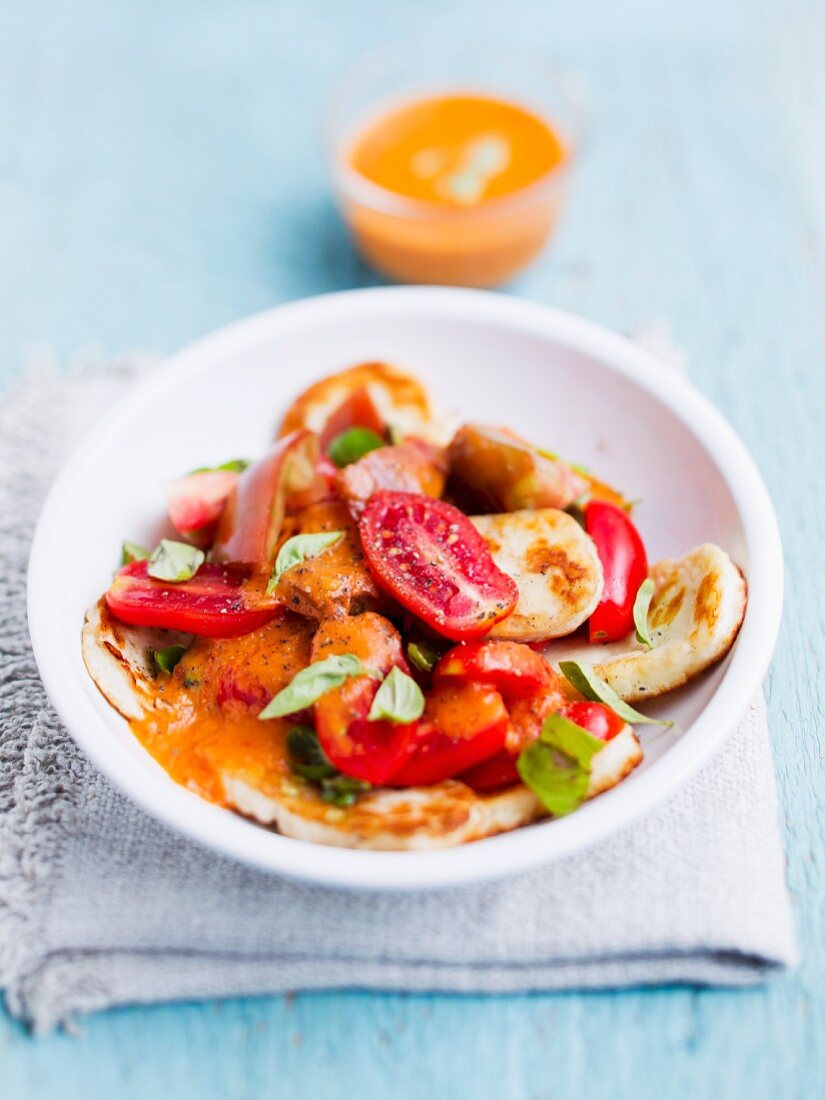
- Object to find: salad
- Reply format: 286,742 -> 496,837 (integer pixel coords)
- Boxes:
82,362 -> 747,850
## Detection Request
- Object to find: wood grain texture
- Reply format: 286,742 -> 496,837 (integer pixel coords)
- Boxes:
1,0 -> 824,1095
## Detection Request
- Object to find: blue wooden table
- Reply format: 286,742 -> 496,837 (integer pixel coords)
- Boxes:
2,1 -> 824,1095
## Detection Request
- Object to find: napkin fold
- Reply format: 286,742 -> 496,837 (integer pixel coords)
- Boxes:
0,360 -> 797,1033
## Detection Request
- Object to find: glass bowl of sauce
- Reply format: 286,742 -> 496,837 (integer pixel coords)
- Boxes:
327,42 -> 588,287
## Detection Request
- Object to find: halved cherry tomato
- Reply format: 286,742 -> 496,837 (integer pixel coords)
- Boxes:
359,491 -> 518,642
434,640 -> 560,700
312,613 -> 414,785
166,469 -> 239,547
212,431 -> 322,565
319,386 -> 386,450
561,701 -> 625,741
586,501 -> 648,643
390,680 -> 509,787
105,561 -> 280,638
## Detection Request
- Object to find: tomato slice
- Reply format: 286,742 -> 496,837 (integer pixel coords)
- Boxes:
434,640 -> 560,700
166,469 -> 239,547
390,680 -> 508,787
319,386 -> 386,450
105,561 -> 280,638
211,431 -> 322,565
312,613 -> 415,785
359,491 -> 518,642
586,501 -> 648,643
561,701 -> 625,741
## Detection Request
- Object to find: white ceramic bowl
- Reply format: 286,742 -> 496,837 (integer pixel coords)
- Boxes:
27,288 -> 782,890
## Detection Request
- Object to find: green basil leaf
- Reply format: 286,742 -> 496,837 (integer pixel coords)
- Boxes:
189,458 -> 251,475
558,660 -> 672,726
259,654 -> 378,720
153,644 -> 187,675
407,640 -> 439,674
633,578 -> 656,648
121,540 -> 150,566
320,774 -> 371,807
517,712 -> 604,816
268,530 -> 344,593
147,539 -> 205,582
328,427 -> 385,468
286,725 -> 337,780
368,666 -> 425,724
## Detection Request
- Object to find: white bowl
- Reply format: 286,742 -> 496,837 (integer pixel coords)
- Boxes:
27,288 -> 782,890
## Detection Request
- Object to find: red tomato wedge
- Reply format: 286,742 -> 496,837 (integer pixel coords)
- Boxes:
561,701 -> 625,741
312,613 -> 415,785
359,491 -> 518,642
166,469 -> 239,547
586,501 -> 649,643
211,431 -> 322,565
390,680 -> 509,787
319,386 -> 386,450
434,640 -> 560,700
105,561 -> 280,638
459,750 -> 521,792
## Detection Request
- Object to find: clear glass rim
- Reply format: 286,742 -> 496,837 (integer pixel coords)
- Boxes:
325,40 -> 592,222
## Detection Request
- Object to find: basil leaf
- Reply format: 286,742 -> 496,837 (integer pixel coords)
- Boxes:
153,644 -> 187,674
147,539 -> 205,582
558,660 -> 672,726
189,458 -> 250,475
286,725 -> 337,780
368,666 -> 425,724
633,578 -> 656,647
320,774 -> 371,807
407,640 -> 439,674
328,427 -> 385,468
268,530 -> 344,593
259,654 -> 378,720
121,540 -> 150,566
517,712 -> 604,816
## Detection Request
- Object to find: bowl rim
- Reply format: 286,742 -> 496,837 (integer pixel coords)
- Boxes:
27,286 -> 783,891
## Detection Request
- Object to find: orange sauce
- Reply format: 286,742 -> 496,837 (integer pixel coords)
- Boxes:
341,93 -> 569,286
130,615 -> 315,805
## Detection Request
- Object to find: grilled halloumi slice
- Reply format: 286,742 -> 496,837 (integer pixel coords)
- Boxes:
544,543 -> 747,701
221,723 -> 641,851
471,509 -> 604,642
278,362 -> 453,446
81,604 -> 642,851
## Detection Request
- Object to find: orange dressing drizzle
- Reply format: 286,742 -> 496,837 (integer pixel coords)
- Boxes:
130,614 -> 315,805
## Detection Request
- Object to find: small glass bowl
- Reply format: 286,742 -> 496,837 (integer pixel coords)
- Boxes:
326,40 -> 590,287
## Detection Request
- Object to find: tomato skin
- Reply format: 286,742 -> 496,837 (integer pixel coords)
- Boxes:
318,386 -> 386,451
311,614 -> 414,785
585,501 -> 648,643
166,469 -> 239,547
211,431 -> 322,565
434,640 -> 559,700
459,749 -> 521,792
105,561 -> 280,638
359,491 -> 518,642
390,681 -> 509,787
561,701 -> 624,741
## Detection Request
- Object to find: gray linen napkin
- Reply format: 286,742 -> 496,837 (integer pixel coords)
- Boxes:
0,360 -> 797,1033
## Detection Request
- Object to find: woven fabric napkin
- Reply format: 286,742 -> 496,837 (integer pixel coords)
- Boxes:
0,360 -> 797,1033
